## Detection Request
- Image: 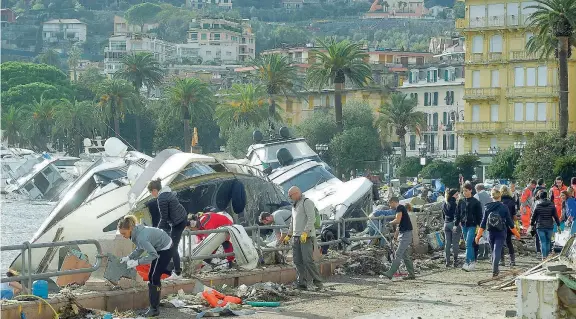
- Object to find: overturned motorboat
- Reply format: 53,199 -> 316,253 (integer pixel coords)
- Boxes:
10,146 -> 288,278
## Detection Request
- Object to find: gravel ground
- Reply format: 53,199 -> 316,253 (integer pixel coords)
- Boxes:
160,255 -> 540,319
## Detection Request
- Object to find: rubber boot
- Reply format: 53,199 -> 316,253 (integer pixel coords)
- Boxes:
384,259 -> 401,280
141,283 -> 160,317
403,258 -> 416,280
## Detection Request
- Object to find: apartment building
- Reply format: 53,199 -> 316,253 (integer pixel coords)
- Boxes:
456,0 -> 576,156
187,0 -> 233,9
187,18 -> 255,63
42,19 -> 87,43
396,49 -> 465,160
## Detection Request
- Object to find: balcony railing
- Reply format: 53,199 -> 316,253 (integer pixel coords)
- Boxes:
464,88 -> 501,100
488,52 -> 503,62
505,121 -> 559,132
468,53 -> 484,63
509,51 -> 539,61
456,14 -> 531,30
506,86 -> 558,98
456,122 -> 505,133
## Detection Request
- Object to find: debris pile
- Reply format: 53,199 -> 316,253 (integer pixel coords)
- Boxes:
236,282 -> 294,302
335,247 -> 391,276
58,290 -> 97,319
415,202 -> 444,252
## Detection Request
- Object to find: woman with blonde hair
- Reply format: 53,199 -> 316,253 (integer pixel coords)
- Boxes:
476,189 -> 521,277
118,215 -> 173,317
500,185 -> 518,266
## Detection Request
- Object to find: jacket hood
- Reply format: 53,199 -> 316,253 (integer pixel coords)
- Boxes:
447,196 -> 457,203
537,199 -> 553,207
131,224 -> 144,240
159,186 -> 172,194
485,201 -> 504,211
501,195 -> 513,201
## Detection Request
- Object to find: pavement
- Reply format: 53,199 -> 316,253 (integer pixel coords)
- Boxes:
160,255 -> 539,319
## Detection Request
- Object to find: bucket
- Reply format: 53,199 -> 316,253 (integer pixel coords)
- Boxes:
135,264 -> 169,281
1,288 -> 13,300
32,280 -> 48,299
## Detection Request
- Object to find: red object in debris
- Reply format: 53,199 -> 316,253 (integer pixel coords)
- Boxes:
223,296 -> 242,304
136,264 -> 170,281
202,290 -> 228,308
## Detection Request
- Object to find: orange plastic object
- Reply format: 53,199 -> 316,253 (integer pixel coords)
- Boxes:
136,265 -> 169,281
211,289 -> 226,300
202,290 -> 228,308
223,296 -> 242,304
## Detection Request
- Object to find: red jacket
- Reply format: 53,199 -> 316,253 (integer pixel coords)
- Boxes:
197,213 -> 233,240
551,184 -> 568,217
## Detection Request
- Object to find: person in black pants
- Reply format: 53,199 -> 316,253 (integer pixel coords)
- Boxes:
148,178 -> 188,280
500,185 -> 517,266
119,215 -> 173,317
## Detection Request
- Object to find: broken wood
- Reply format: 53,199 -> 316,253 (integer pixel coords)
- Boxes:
491,255 -> 560,290
478,269 -> 523,286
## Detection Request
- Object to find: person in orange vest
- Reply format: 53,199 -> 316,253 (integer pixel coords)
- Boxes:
550,176 -> 568,232
520,179 -> 537,231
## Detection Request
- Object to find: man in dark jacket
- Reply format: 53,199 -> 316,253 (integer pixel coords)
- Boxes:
530,191 -> 561,259
460,183 -> 483,271
148,179 -> 188,280
442,189 -> 461,267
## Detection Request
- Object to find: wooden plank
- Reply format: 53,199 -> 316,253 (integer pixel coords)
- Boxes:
478,269 -> 523,286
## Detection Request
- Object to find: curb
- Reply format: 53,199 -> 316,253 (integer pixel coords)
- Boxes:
1,258 -> 346,319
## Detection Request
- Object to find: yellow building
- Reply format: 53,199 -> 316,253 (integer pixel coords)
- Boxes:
275,88 -> 388,126
456,0 -> 576,155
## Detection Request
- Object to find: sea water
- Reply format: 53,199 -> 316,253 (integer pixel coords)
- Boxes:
0,196 -> 54,270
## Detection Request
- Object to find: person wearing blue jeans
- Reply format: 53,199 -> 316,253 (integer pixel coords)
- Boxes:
459,182 -> 483,271
476,189 -> 521,277
531,190 -> 561,260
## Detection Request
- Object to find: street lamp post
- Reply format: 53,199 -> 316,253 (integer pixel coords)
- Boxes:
315,143 -> 329,159
488,146 -> 499,156
417,141 -> 428,165
513,141 -> 526,155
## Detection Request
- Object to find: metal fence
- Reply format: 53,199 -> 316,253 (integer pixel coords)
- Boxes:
0,240 -> 103,292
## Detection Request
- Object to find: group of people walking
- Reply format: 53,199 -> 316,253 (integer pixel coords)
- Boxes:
442,177 -> 576,278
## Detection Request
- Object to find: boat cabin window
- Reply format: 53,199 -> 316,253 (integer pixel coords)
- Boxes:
171,163 -> 215,183
278,166 -> 335,194
251,141 -> 317,165
87,147 -> 105,154
55,159 -> 79,166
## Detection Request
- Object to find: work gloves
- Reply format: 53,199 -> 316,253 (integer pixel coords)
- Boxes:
282,235 -> 291,245
126,260 -> 139,269
300,232 -> 308,243
120,256 -> 130,263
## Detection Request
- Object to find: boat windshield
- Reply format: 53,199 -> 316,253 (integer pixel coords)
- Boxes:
250,141 -> 316,165
277,166 -> 335,194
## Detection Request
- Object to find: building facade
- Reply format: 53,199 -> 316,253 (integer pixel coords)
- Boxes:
187,0 -> 233,9
456,0 -> 576,157
42,19 -> 87,43
396,49 -> 465,160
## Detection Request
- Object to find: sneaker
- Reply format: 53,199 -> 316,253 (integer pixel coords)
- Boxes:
402,275 -> 416,281
164,272 -> 182,281
468,262 -> 476,271
462,263 -> 469,271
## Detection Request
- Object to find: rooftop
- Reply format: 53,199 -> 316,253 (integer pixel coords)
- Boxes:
44,19 -> 85,24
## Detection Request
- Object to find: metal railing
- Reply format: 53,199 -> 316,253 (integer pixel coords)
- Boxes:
178,215 -> 396,263
0,240 -> 103,292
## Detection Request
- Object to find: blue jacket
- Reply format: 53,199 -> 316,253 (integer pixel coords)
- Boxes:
481,201 -> 514,230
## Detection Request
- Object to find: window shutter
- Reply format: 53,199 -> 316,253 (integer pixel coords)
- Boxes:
434,71 -> 437,82
424,93 -> 429,106
409,72 -> 413,83
444,70 -> 448,81
427,71 -> 430,82
433,92 -> 438,105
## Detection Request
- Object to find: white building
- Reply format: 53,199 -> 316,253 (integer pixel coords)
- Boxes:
187,0 -> 232,9
396,44 -> 465,160
43,19 -> 87,43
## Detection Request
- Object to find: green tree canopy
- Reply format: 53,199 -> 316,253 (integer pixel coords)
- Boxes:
296,112 -> 338,150
396,157 -> 424,178
554,156 -> 576,185
328,127 -> 381,175
52,99 -> 101,156
2,82 -> 63,109
125,2 -> 162,31
420,160 -> 460,188
486,147 -> 521,180
455,154 -> 481,180
1,62 -> 68,92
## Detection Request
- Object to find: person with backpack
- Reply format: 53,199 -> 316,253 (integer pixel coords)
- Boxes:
282,186 -> 323,290
442,188 -> 461,267
530,191 -> 561,259
500,185 -> 518,266
383,197 -> 416,281
475,189 -> 521,277
459,182 -> 483,272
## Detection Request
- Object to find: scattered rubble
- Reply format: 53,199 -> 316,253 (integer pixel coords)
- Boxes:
236,282 -> 294,302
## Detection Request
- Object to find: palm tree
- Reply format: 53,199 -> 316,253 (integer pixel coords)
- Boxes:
117,52 -> 164,150
67,44 -> 82,81
23,93 -> 57,150
251,53 -> 297,119
53,99 -> 100,156
96,78 -> 138,138
37,49 -> 61,69
216,83 -> 278,136
526,0 -> 576,138
166,78 -> 215,152
307,38 -> 373,132
378,93 -> 426,160
1,107 -> 26,146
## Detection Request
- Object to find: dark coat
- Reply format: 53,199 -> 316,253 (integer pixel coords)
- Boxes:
531,199 -> 560,229
442,197 -> 460,225
459,196 -> 483,227
501,195 -> 517,219
481,201 -> 514,230
157,190 -> 188,232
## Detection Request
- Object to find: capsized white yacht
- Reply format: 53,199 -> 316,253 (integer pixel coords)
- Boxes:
4,153 -> 70,201
10,146 -> 289,280
0,145 -> 39,192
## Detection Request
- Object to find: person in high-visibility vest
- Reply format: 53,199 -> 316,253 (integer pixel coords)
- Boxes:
550,176 -> 568,232
520,179 -> 537,231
